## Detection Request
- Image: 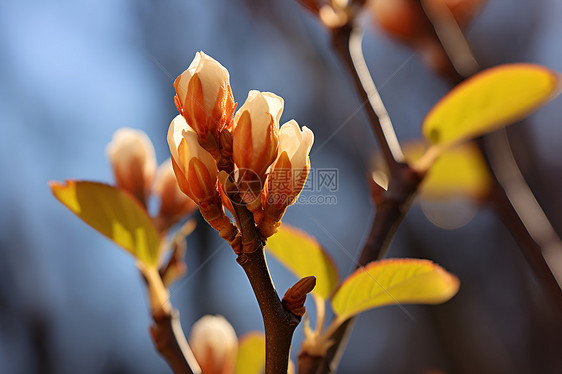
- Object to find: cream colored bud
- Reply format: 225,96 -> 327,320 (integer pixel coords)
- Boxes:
153,159 -> 197,226
106,128 -> 156,205
278,120 -> 314,172
232,90 -> 283,181
259,121 -> 314,238
189,315 -> 238,374
167,115 -> 218,203
174,52 -> 235,143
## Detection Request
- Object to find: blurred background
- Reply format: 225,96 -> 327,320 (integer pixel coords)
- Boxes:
1,0 -> 562,373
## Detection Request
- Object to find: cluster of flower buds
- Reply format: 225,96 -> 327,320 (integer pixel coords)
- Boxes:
168,52 -> 314,242
106,128 -> 196,232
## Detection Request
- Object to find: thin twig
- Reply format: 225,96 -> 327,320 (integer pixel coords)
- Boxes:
421,0 -> 562,307
331,24 -> 403,169
304,25 -> 426,374
150,309 -> 201,374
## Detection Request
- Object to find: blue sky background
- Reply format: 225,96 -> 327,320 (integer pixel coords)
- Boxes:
1,0 -> 562,373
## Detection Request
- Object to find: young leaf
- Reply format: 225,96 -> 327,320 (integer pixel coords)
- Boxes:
405,141 -> 491,200
234,332 -> 265,374
50,180 -> 161,267
423,64 -> 560,146
266,224 -> 339,300
331,259 -> 459,321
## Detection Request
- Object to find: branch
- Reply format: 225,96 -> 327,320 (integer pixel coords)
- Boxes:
140,264 -> 201,374
299,26 -> 426,373
233,203 -> 302,374
150,309 -> 201,374
421,0 -> 562,309
331,24 -> 405,169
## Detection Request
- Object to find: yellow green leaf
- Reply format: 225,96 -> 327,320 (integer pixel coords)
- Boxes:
331,259 -> 459,321
234,332 -> 265,374
407,142 -> 491,200
423,64 -> 560,146
50,180 -> 161,267
372,141 -> 491,200
266,224 -> 339,300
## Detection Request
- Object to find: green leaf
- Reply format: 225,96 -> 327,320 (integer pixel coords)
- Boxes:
266,224 -> 339,300
423,64 -> 560,146
50,180 -> 161,267
331,259 -> 459,321
234,332 -> 265,374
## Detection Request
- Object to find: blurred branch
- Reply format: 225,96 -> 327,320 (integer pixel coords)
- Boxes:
299,23 -> 426,374
140,264 -> 201,374
421,0 -> 562,309
150,308 -> 201,374
331,24 -> 404,169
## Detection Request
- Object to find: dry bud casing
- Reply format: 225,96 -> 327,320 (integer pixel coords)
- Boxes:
106,128 -> 157,205
189,315 -> 238,374
174,51 -> 236,154
283,276 -> 317,318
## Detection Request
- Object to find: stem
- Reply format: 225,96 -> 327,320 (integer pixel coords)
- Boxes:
421,0 -> 562,308
313,164 -> 422,374
479,137 -> 562,311
300,24 -> 426,374
331,24 -> 404,169
233,204 -> 300,374
150,309 -> 201,374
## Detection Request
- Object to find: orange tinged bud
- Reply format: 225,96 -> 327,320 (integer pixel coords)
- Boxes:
153,159 -> 197,229
174,52 -> 235,150
167,115 -> 218,204
106,128 -> 156,205
260,121 -> 314,237
232,91 -> 282,206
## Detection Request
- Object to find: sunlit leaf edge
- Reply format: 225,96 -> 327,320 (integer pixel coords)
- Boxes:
331,258 -> 460,320
422,63 -> 561,145
50,179 -> 161,267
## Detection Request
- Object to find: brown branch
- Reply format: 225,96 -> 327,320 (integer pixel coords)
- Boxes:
233,203 -> 302,374
300,2 -> 562,373
150,308 -> 201,374
331,24 -> 403,169
292,20 -> 427,372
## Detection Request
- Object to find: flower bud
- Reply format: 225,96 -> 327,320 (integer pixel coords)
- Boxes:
106,128 -> 156,206
259,121 -> 314,237
168,115 -> 239,245
174,52 -> 236,152
153,159 -> 197,229
232,91 -> 282,206
168,115 -> 219,204
189,315 -> 238,374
